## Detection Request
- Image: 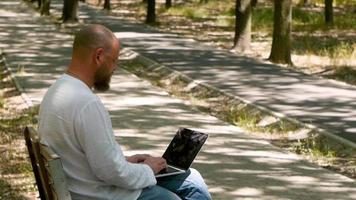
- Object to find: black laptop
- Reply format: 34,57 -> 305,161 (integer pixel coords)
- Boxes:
155,128 -> 208,178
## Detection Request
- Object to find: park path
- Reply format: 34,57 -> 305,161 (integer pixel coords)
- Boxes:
74,1 -> 356,145
0,0 -> 355,199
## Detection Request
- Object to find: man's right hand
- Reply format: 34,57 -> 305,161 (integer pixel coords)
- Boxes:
143,156 -> 167,174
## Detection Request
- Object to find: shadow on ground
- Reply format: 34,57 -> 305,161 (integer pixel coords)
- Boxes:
0,0 -> 355,199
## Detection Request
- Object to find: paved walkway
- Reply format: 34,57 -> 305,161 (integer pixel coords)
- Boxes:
1,0 -> 355,199
79,2 -> 356,144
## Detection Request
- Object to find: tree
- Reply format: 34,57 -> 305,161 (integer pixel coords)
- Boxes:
62,0 -> 79,22
233,0 -> 253,52
104,0 -> 111,10
324,0 -> 333,24
268,0 -> 292,65
166,0 -> 172,9
31,0 -> 41,8
40,0 -> 50,15
146,0 -> 156,24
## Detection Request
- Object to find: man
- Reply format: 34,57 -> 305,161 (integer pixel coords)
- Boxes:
38,24 -> 211,200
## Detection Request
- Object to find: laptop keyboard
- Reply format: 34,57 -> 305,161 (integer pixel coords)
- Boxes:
158,166 -> 180,174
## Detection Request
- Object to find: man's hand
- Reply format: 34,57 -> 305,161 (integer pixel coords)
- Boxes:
143,156 -> 167,174
126,154 -> 150,163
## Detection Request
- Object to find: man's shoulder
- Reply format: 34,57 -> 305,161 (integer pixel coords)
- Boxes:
42,74 -> 99,110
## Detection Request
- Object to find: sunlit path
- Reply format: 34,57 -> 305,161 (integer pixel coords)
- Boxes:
0,0 -> 355,199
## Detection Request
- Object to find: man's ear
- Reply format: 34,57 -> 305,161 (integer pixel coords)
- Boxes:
94,48 -> 104,65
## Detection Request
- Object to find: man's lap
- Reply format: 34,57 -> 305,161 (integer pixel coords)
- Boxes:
137,168 -> 211,200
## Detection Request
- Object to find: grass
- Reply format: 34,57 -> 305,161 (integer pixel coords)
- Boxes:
275,132 -> 356,178
121,55 -> 356,179
0,60 -> 38,199
158,1 -> 356,60
0,109 -> 38,199
252,6 -> 274,32
122,58 -> 303,136
293,36 -> 355,59
165,6 -> 208,20
325,66 -> 356,85
0,179 -> 28,200
0,97 -> 4,108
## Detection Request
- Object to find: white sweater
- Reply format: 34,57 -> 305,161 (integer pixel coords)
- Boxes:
38,74 -> 156,200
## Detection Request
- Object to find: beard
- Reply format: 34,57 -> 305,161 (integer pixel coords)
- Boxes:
93,66 -> 112,92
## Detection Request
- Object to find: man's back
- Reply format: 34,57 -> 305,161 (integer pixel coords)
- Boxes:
38,74 -> 156,200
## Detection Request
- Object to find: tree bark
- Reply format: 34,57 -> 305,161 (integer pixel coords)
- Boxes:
146,0 -> 156,24
233,0 -> 252,52
62,0 -> 79,22
325,0 -> 333,24
268,0 -> 292,65
166,0 -> 172,9
40,0 -> 50,15
104,0 -> 111,10
251,0 -> 257,7
36,0 -> 41,8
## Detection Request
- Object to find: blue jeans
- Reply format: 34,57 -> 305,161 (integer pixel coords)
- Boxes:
137,168 -> 211,200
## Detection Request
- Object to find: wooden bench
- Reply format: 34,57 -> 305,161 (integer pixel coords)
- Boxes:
24,126 -> 72,200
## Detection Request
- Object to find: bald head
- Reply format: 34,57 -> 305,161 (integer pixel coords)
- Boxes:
72,24 -> 118,59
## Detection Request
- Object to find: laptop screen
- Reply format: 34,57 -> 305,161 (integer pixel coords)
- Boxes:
163,128 -> 208,170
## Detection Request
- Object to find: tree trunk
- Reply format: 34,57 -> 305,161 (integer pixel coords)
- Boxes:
104,0 -> 110,10
30,0 -> 41,9
166,0 -> 172,9
251,0 -> 257,7
268,0 -> 292,65
325,0 -> 333,25
40,0 -> 50,15
233,0 -> 252,52
146,0 -> 156,24
62,0 -> 79,22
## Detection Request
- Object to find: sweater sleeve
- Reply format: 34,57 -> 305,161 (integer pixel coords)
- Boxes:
74,99 -> 157,189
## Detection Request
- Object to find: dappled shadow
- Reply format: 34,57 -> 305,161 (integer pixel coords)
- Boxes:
0,0 -> 72,104
106,70 -> 356,199
65,1 -> 356,143
1,0 -> 356,199
0,179 -> 30,200
293,34 -> 356,56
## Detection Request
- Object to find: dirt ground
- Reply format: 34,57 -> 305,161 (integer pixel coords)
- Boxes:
88,0 -> 356,83
0,57 -> 37,200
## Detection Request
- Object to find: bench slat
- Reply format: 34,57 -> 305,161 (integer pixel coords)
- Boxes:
24,126 -> 72,200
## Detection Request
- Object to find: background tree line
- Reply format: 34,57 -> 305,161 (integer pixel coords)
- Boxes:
26,0 -> 355,66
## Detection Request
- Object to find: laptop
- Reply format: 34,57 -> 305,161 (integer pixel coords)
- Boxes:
155,128 -> 208,178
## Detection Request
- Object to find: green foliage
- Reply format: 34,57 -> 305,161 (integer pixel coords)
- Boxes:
230,106 -> 262,130
0,97 -> 4,108
294,8 -> 356,31
294,36 -> 355,59
295,134 -> 354,159
164,5 -> 208,20
293,7 -> 323,25
252,7 -> 274,32
2,162 -> 33,175
333,11 -> 356,29
334,0 -> 356,6
314,0 -> 356,6
325,66 -> 356,85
